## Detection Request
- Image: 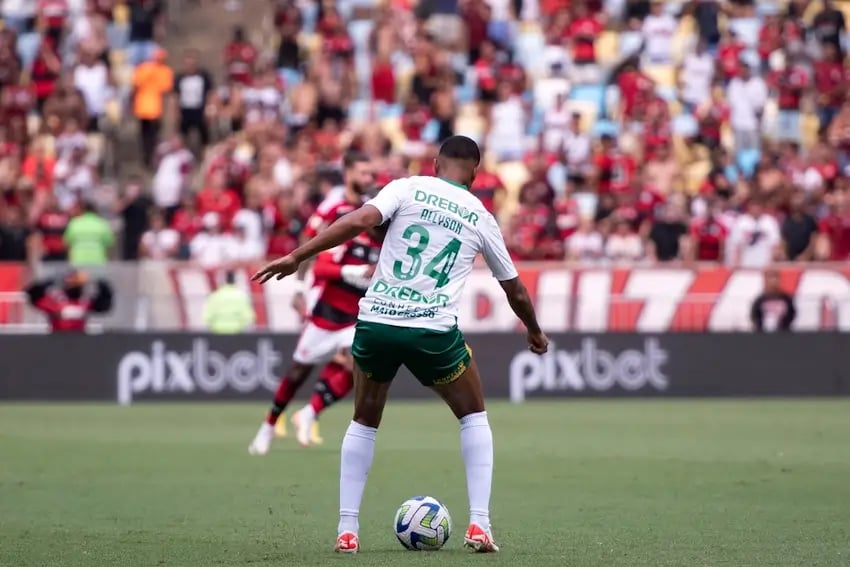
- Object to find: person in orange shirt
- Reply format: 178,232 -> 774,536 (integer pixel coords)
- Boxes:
132,47 -> 173,167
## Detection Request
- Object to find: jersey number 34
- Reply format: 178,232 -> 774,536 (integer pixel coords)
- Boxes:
392,224 -> 461,290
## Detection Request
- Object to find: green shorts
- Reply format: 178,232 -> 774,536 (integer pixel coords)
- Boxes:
351,320 -> 472,387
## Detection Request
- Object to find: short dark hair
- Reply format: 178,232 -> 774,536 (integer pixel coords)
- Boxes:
224,270 -> 237,285
343,151 -> 369,171
437,136 -> 481,165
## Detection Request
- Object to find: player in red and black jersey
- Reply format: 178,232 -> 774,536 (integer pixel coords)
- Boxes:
26,270 -> 113,332
249,152 -> 379,455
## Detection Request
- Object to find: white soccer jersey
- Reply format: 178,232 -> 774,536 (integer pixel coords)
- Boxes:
359,176 -> 518,331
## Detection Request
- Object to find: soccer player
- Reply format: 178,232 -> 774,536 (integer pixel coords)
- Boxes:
248,153 -> 379,455
253,136 -> 548,553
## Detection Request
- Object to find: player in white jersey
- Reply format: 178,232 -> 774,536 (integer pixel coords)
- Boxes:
253,136 -> 548,554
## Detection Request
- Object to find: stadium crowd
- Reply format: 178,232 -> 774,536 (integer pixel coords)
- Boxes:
0,0 -> 848,269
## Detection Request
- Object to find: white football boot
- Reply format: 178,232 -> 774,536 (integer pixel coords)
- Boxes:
291,406 -> 316,448
248,422 -> 275,456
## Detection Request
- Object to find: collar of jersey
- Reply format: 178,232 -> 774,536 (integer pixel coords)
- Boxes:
439,177 -> 469,190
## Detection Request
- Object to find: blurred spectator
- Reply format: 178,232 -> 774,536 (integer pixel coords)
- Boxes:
128,0 -> 163,67
817,192 -> 850,262
680,40 -> 714,111
190,211 -> 237,267
648,203 -> 688,262
32,192 -> 69,262
174,49 -> 213,151
32,38 -> 61,112
117,178 -> 152,260
25,269 -> 113,332
566,216 -> 604,262
751,269 -> 796,332
152,134 -> 193,218
688,202 -> 728,262
224,26 -> 256,86
605,217 -> 644,263
727,63 -> 767,153
64,201 -> 113,266
203,270 -> 255,334
0,204 -> 30,260
54,142 -> 96,210
811,0 -> 846,49
73,41 -> 112,132
727,198 -> 781,268
139,208 -> 179,259
813,42 -> 848,132
132,47 -> 173,167
170,193 -> 202,257
641,0 -> 676,65
781,193 -> 818,261
197,168 -> 241,228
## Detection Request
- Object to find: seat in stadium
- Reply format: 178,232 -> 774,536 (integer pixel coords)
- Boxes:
494,160 -> 530,223
643,64 -> 677,89
566,99 -> 599,132
595,31 -> 620,66
569,84 -> 606,116
737,148 -> 761,178
592,118 -> 619,138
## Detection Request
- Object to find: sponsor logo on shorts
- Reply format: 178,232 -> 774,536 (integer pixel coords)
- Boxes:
433,358 -> 467,385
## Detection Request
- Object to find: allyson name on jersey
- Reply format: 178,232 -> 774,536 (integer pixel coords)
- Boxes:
360,176 -> 517,331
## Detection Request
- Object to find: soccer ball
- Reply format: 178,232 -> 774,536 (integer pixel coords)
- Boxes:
393,496 -> 452,551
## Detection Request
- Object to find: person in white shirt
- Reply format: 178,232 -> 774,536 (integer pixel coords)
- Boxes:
604,218 -> 644,263
190,212 -> 239,268
54,145 -> 96,211
140,208 -> 180,260
487,82 -> 526,161
566,216 -> 604,262
73,43 -> 112,132
727,63 -> 767,152
230,214 -> 265,261
641,0 -> 677,65
152,135 -> 194,216
542,92 -> 572,154
679,40 -> 714,109
727,199 -> 781,268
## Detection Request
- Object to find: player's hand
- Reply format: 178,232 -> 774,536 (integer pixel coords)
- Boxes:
252,255 -> 299,284
527,330 -> 549,355
364,264 -> 376,279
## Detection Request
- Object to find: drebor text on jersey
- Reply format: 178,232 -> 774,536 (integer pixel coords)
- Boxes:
372,279 -> 450,306
414,190 -> 480,226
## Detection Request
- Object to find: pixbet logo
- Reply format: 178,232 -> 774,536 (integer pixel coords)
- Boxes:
509,338 -> 669,402
117,339 -> 282,405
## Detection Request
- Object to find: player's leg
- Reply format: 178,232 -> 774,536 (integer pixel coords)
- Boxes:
248,323 -> 335,455
293,327 -> 357,447
292,357 -> 353,447
406,330 -> 498,553
335,323 -> 400,553
430,358 -> 498,552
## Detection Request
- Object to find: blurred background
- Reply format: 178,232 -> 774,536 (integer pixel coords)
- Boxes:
0,0 -> 847,337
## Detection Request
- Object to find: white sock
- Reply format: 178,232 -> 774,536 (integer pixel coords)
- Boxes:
459,411 -> 493,531
338,421 -> 377,535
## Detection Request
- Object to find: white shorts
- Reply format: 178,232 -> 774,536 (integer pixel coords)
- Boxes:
292,322 -> 356,365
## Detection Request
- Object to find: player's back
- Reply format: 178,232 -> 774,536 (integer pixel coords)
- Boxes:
360,176 -> 515,331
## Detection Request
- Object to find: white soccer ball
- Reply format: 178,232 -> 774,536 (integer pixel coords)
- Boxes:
393,496 -> 452,551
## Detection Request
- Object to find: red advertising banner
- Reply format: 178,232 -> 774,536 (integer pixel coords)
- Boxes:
166,264 -> 850,333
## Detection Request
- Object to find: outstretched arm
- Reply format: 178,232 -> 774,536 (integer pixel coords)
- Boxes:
499,277 -> 548,354
253,205 -> 383,283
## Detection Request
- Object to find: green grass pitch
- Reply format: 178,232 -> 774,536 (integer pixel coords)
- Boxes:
2,401 -> 849,567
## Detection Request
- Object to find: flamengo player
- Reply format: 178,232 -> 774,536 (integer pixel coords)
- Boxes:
253,136 -> 548,553
248,153 -> 378,455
